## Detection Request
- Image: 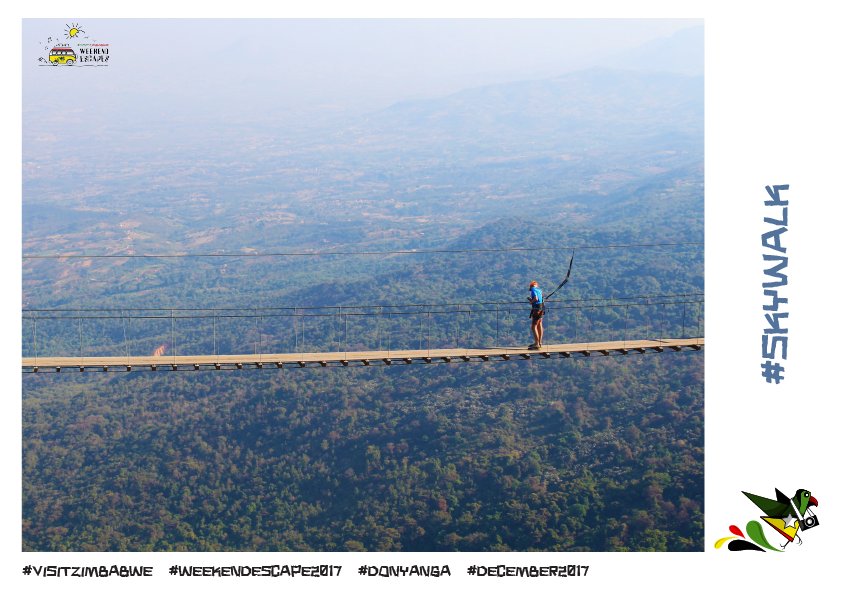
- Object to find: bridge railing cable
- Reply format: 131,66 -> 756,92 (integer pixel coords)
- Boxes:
22,295 -> 704,361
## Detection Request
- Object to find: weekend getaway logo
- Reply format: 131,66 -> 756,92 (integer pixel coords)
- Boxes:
37,22 -> 110,67
715,488 -> 820,552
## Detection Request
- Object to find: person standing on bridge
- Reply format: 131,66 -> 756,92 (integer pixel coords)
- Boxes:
528,280 -> 544,349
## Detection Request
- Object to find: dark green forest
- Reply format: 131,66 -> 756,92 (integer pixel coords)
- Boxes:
23,351 -> 702,551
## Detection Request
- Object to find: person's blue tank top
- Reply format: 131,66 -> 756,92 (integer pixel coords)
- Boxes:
531,287 -> 543,306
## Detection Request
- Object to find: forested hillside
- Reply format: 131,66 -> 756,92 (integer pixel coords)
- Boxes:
23,349 -> 702,551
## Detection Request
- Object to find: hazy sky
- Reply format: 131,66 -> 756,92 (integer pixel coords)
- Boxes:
23,19 -> 700,122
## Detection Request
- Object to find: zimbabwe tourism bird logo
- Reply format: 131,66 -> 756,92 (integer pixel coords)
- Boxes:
715,488 -> 820,552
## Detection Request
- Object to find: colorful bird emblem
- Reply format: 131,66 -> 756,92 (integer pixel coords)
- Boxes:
715,488 -> 820,552
743,488 -> 818,546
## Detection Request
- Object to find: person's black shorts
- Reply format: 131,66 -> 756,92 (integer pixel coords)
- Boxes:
531,307 -> 544,322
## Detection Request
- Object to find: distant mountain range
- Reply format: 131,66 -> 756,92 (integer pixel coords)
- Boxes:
357,67 -> 702,151
604,25 -> 703,77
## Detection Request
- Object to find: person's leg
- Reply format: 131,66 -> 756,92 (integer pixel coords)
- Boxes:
537,317 -> 544,347
530,318 -> 539,346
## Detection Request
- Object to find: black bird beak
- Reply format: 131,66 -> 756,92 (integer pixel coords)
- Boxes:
810,496 -> 819,508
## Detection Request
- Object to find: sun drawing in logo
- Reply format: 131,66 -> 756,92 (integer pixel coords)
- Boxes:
65,23 -> 84,39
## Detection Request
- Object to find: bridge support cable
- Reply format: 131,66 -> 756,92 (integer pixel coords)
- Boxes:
22,294 -> 703,371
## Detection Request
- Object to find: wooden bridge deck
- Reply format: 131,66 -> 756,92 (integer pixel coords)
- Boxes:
22,337 -> 703,372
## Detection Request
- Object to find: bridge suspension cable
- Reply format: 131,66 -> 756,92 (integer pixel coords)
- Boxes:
22,240 -> 703,260
22,292 -> 704,316
22,294 -> 704,374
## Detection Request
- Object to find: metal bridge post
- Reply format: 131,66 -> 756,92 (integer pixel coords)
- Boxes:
171,309 -> 176,365
122,309 -> 129,362
377,307 -> 382,352
427,310 -> 431,356
254,308 -> 259,355
468,308 -> 471,349
456,308 -> 460,348
495,307 -> 499,347
418,311 -> 423,351
697,302 -> 702,338
574,302 -> 578,343
257,309 -> 263,359
31,317 -> 37,368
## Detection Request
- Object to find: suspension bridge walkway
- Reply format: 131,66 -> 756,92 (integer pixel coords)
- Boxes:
22,337 -> 703,373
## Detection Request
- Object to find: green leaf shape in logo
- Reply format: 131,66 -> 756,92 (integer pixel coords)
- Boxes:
746,520 -> 782,552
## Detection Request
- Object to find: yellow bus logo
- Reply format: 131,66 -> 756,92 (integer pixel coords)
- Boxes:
49,46 -> 77,65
